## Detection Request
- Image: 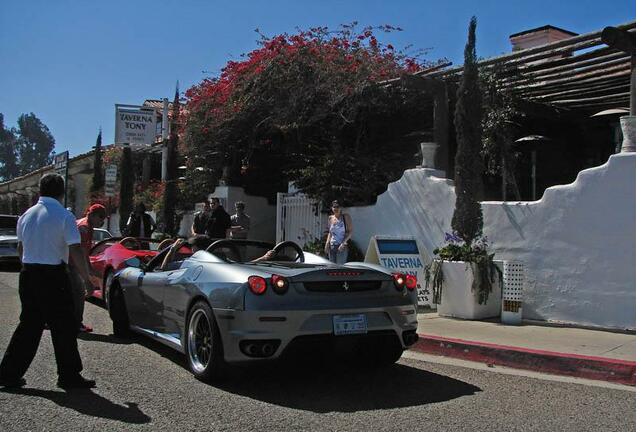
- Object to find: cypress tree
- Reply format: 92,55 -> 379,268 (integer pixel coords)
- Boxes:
162,83 -> 180,236
451,16 -> 484,246
119,145 -> 134,235
90,128 -> 104,194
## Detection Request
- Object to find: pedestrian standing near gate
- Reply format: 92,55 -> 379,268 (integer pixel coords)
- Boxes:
229,201 -> 250,239
0,173 -> 97,390
206,197 -> 231,239
72,203 -> 107,333
191,201 -> 211,236
324,200 -> 353,264
125,202 -> 156,238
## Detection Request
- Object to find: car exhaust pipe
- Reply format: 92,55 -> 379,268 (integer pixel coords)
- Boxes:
245,344 -> 257,356
261,343 -> 274,357
240,339 -> 281,358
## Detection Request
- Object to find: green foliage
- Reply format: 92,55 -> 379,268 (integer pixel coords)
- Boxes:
0,114 -> 19,181
480,63 -> 524,200
119,146 -> 134,234
302,234 -> 364,262
0,112 -> 55,181
452,16 -> 484,246
90,129 -> 104,194
303,236 -> 326,257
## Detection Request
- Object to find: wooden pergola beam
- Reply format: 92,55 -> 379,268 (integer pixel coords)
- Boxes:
602,26 -> 636,115
512,55 -> 629,84
422,21 -> 636,78
549,92 -> 631,105
531,82 -> 630,101
515,69 -> 631,94
565,99 -> 630,110
518,46 -> 616,73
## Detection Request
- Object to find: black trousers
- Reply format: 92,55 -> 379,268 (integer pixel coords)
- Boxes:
0,264 -> 83,380
69,269 -> 85,328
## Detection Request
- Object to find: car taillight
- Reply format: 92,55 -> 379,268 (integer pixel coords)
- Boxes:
271,275 -> 289,294
248,276 -> 267,295
392,273 -> 406,291
405,274 -> 417,291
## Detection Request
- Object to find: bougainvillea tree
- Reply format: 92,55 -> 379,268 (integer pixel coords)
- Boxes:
183,24 -> 442,205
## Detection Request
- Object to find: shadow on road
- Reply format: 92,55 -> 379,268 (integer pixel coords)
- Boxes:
4,388 -> 151,424
79,328 -> 481,413
78,332 -> 134,345
0,263 -> 21,273
214,362 -> 481,413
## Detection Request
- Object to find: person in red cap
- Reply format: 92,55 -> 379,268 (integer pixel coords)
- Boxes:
71,204 -> 106,333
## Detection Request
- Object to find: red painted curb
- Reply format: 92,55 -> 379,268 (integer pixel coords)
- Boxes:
411,334 -> 636,386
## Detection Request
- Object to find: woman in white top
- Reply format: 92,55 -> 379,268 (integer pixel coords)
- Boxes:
324,200 -> 353,264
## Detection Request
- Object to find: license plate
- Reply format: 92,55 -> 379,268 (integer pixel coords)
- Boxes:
333,314 -> 367,335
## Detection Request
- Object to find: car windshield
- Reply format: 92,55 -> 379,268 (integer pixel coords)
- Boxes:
0,216 -> 18,236
92,229 -> 112,241
206,240 -> 299,263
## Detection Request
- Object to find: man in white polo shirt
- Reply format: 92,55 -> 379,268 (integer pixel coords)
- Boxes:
0,173 -> 97,389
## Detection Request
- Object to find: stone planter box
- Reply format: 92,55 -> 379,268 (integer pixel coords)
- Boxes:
436,261 -> 502,320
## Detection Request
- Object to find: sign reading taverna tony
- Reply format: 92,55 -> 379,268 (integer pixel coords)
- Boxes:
114,104 -> 157,145
364,236 -> 432,307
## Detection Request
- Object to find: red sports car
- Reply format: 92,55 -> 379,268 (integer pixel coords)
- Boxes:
88,237 -> 165,303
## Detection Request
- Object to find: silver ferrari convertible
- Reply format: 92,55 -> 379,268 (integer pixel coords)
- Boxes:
108,239 -> 419,381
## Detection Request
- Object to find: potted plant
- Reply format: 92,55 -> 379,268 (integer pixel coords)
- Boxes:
424,17 -> 502,319
426,234 -> 501,319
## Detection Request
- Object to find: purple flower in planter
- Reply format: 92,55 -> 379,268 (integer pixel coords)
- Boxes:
444,232 -> 462,243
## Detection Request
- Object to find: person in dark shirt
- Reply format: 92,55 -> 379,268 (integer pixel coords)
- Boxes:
191,201 -> 211,235
206,197 -> 231,239
125,203 -> 156,238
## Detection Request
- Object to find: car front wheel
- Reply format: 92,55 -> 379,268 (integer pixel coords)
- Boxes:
103,270 -> 114,306
186,301 -> 225,381
109,285 -> 130,338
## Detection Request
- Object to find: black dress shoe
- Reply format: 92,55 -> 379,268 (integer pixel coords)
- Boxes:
57,375 -> 96,390
0,377 -> 26,389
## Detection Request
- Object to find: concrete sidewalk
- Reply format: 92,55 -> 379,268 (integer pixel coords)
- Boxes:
411,311 -> 636,386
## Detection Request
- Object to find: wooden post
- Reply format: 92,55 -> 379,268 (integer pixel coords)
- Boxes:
106,196 -> 112,232
601,26 -> 636,114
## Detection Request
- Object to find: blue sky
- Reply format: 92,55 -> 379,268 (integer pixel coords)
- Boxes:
1,0 -> 634,157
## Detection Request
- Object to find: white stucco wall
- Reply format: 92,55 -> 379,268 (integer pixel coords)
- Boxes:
348,169 -> 454,265
483,153 -> 636,330
347,154 -> 636,330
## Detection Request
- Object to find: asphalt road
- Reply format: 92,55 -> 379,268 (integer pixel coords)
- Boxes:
1,269 -> 635,432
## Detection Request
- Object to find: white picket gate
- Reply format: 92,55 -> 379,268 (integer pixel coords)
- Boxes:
276,193 -> 327,248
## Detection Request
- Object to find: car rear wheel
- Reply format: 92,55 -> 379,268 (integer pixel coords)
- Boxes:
372,345 -> 404,367
109,285 -> 131,338
186,301 -> 225,381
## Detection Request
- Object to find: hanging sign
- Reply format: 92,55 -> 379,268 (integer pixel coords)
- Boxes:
54,151 -> 69,177
53,151 -> 69,207
365,236 -> 432,307
104,165 -> 118,197
114,104 -> 157,146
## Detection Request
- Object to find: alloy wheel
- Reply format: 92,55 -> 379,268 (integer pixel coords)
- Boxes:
188,309 -> 213,373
